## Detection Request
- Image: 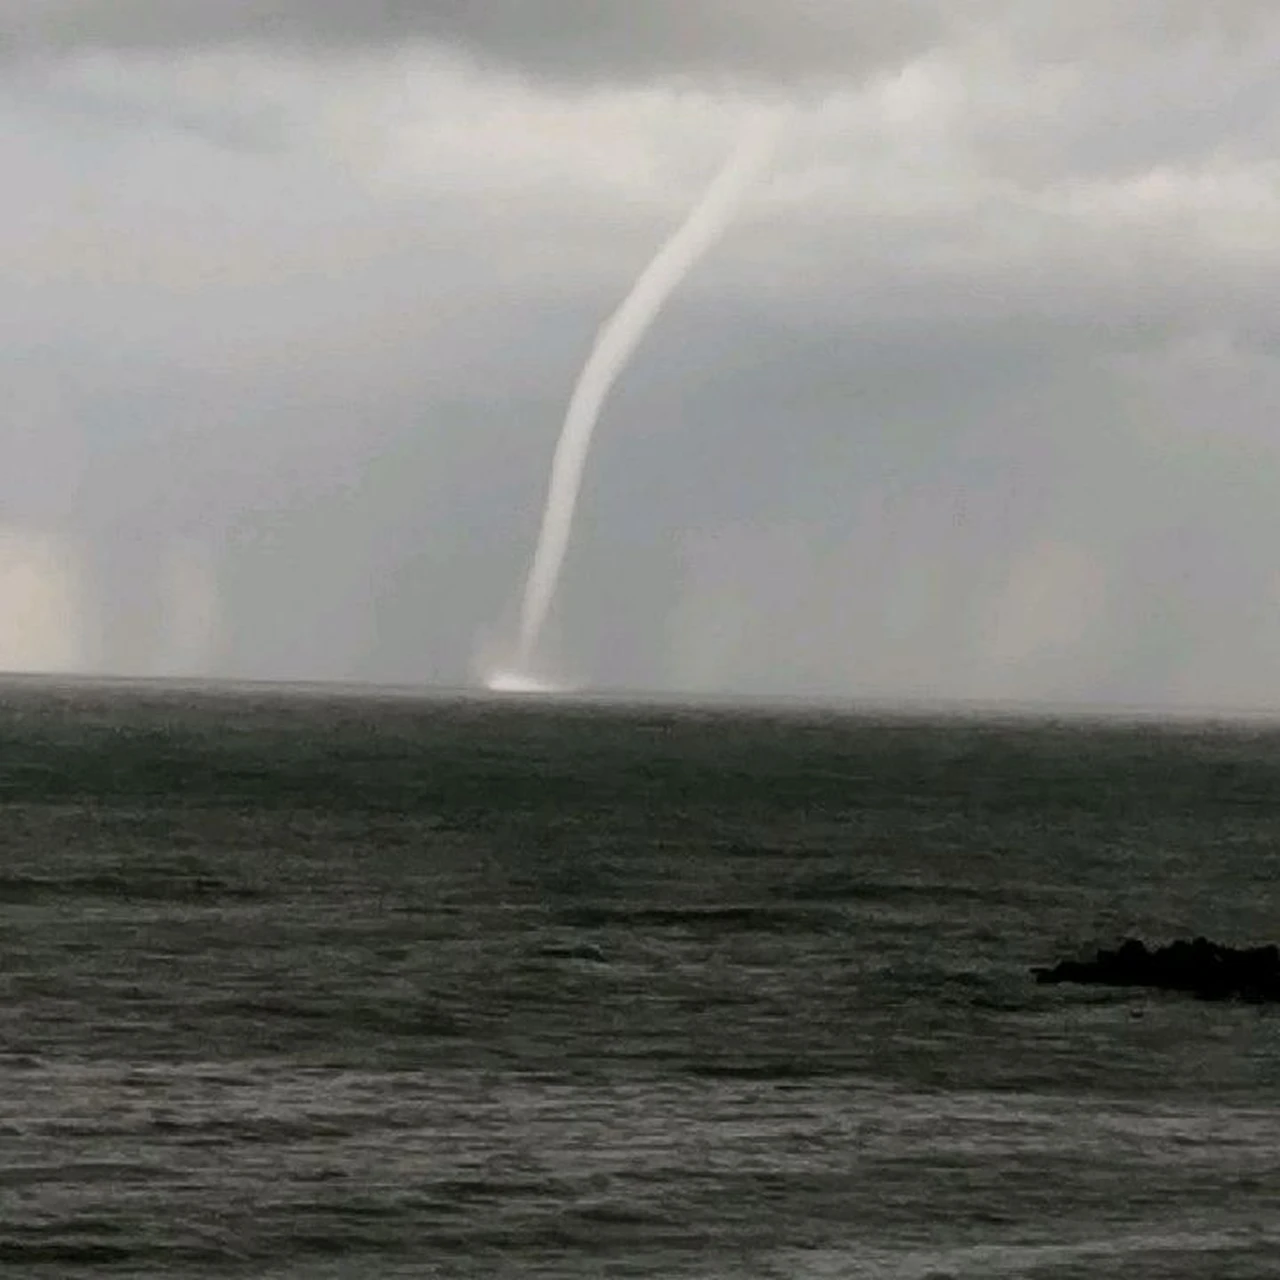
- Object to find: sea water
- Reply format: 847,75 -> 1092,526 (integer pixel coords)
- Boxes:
2,680 -> 1278,1277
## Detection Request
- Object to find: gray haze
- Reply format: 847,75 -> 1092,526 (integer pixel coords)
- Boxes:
4,3 -> 1280,707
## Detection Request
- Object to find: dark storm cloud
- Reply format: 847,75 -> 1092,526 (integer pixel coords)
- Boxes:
9,1 -> 1278,84
5,0 -> 965,83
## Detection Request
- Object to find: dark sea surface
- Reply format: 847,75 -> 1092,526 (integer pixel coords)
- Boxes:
3,679 -> 1279,1278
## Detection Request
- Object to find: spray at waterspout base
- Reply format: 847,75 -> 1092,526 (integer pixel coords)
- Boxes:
482,669 -> 571,695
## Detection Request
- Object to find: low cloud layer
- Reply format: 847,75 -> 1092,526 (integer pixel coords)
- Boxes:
10,2 -> 1279,89
8,1 -> 962,85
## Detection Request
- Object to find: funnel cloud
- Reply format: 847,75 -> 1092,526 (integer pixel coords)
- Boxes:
502,112 -> 783,682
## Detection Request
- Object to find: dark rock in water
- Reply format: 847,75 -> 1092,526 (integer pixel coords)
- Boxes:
1033,937 -> 1280,1002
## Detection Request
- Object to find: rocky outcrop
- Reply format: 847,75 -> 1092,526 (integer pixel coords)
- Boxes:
1033,936 -> 1280,1002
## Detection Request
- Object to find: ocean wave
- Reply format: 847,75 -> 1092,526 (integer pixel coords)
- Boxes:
553,904 -> 846,932
0,873 -> 261,904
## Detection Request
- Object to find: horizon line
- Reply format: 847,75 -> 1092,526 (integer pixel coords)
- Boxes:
4,669 -> 1280,725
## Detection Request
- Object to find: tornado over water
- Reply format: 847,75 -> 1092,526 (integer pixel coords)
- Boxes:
503,113 -> 784,682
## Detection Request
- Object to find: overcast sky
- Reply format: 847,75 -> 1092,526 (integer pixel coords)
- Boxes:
4,1 -> 1280,707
